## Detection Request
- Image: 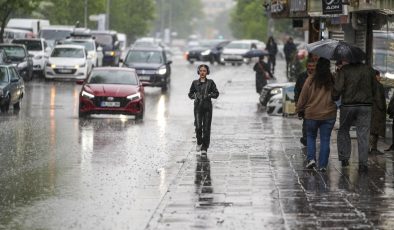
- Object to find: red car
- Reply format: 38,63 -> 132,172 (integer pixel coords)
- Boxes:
77,67 -> 145,119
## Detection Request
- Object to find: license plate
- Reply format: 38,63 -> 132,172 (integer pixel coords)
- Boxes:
58,69 -> 72,73
139,76 -> 150,81
101,101 -> 120,107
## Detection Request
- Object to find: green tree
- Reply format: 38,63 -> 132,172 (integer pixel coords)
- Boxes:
109,0 -> 155,42
0,0 -> 43,42
153,0 -> 202,39
229,0 -> 268,41
41,0 -> 105,28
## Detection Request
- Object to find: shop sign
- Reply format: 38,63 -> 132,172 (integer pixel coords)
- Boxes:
271,0 -> 286,14
322,0 -> 343,14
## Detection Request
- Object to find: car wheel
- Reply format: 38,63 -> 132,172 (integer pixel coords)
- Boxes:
136,109 -> 144,120
209,56 -> 215,64
13,100 -> 21,110
1,95 -> 10,113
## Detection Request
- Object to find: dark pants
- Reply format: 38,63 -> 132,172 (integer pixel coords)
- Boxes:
195,107 -> 213,151
337,106 -> 371,166
255,74 -> 267,94
268,55 -> 276,72
285,59 -> 291,77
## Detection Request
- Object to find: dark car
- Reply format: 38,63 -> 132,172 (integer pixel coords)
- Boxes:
122,46 -> 172,92
186,40 -> 229,64
0,65 -> 24,113
90,30 -> 121,66
77,67 -> 145,119
0,44 -> 33,81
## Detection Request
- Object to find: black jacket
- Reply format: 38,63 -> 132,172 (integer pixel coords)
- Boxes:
188,79 -> 219,109
294,71 -> 308,103
332,63 -> 376,106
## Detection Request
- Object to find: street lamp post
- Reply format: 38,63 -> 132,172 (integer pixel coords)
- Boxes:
84,0 -> 88,28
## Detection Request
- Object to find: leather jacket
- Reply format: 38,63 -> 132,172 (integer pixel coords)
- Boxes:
188,79 -> 219,110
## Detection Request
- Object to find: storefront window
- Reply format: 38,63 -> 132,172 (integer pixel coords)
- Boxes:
373,15 -> 394,78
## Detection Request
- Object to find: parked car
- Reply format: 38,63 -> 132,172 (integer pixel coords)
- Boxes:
91,30 -> 121,66
45,45 -> 92,80
77,67 -> 145,119
266,83 -> 296,116
122,45 -> 172,92
221,40 -> 265,65
259,82 -> 295,107
0,44 -> 33,81
0,65 -> 24,112
11,38 -> 49,76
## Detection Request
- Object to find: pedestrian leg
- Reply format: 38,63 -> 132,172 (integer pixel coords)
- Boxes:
305,119 -> 318,162
201,109 -> 213,151
318,119 -> 336,168
337,107 -> 355,161
355,106 -> 372,166
195,109 -> 203,146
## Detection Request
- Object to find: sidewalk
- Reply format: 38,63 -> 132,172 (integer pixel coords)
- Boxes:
147,63 -> 394,229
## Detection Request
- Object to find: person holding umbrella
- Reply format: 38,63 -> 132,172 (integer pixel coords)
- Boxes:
332,60 -> 376,172
296,57 -> 337,172
253,55 -> 274,94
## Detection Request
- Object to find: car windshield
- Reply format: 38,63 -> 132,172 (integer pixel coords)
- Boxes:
63,40 -> 94,51
51,48 -> 84,58
0,67 -> 8,83
88,70 -> 138,85
12,40 -> 42,51
0,46 -> 26,59
94,34 -> 113,47
226,42 -> 250,49
125,50 -> 163,64
40,30 -> 72,40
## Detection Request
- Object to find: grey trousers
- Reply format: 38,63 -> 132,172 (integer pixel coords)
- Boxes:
337,106 -> 371,165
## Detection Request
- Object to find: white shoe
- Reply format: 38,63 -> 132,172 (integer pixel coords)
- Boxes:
196,144 -> 202,152
201,150 -> 207,156
306,160 -> 316,169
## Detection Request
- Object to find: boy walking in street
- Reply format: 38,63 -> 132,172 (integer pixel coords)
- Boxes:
188,64 -> 219,156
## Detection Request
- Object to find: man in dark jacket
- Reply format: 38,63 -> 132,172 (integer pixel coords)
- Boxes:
266,36 -> 278,73
333,61 -> 377,172
188,64 -> 219,156
284,37 -> 297,78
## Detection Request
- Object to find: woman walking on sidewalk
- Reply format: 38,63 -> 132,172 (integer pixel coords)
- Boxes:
188,64 -> 219,157
296,58 -> 337,172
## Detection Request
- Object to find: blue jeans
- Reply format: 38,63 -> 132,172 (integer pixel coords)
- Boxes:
305,118 -> 336,168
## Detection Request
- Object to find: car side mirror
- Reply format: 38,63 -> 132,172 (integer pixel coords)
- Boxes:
11,78 -> 19,83
76,79 -> 84,85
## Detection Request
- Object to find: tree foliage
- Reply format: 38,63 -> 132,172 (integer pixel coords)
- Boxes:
229,0 -> 268,41
0,0 -> 42,42
153,0 -> 202,39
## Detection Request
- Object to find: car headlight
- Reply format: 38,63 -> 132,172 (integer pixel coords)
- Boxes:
75,63 -> 86,68
81,90 -> 94,99
156,66 -> 167,75
126,92 -> 141,101
201,49 -> 211,56
271,88 -> 282,95
105,51 -> 115,56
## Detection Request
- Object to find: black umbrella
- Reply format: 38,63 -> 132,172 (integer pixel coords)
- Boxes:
242,49 -> 270,58
306,39 -> 365,63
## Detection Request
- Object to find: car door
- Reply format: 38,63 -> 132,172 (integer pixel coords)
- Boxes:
8,67 -> 21,103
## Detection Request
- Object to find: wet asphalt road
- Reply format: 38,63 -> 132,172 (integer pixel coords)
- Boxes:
1,57 -> 394,229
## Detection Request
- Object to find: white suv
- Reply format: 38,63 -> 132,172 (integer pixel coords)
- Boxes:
11,38 -> 48,76
221,39 -> 265,65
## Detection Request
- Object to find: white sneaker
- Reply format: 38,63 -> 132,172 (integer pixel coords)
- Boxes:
201,150 -> 207,156
196,144 -> 202,152
306,160 -> 316,169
